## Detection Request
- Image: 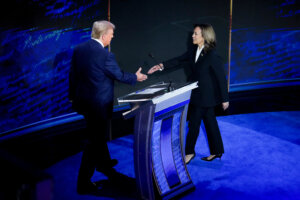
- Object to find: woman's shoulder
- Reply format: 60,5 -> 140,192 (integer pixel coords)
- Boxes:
207,49 -> 222,59
206,49 -> 218,56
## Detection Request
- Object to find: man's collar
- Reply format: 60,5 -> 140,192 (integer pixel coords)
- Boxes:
92,38 -> 104,48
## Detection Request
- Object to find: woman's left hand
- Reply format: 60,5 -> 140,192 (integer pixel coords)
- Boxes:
222,102 -> 229,110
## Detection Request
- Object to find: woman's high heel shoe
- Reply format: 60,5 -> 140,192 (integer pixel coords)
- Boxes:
185,154 -> 195,164
201,154 -> 222,161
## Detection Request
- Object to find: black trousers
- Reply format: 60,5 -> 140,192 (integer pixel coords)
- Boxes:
77,112 -> 112,183
185,104 -> 224,155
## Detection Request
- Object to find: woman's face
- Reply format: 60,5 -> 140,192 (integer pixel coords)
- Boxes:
192,27 -> 204,47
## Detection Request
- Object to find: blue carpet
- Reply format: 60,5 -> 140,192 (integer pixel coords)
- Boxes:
45,111 -> 300,200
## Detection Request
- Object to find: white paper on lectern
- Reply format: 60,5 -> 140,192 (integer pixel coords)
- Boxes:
137,88 -> 165,94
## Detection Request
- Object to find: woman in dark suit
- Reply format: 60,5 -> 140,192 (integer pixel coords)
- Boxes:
148,24 -> 229,163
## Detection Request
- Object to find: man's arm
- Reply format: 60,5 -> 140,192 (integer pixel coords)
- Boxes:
103,52 -> 147,84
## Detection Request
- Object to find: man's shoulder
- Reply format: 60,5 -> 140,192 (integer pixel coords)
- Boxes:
74,40 -> 89,51
76,39 -> 94,47
75,40 -> 107,53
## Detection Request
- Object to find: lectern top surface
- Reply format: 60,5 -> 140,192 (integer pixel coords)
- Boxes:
117,82 -> 196,103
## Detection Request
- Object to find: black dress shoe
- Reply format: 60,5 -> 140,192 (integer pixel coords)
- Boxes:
101,168 -> 118,178
201,154 -> 222,161
77,181 -> 98,194
108,159 -> 118,167
96,159 -> 118,172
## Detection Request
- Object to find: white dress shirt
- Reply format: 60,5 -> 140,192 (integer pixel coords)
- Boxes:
195,45 -> 204,63
92,38 -> 104,48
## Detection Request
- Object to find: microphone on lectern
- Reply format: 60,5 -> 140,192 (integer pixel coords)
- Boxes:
148,53 -> 173,92
148,52 -> 163,71
148,53 -> 161,65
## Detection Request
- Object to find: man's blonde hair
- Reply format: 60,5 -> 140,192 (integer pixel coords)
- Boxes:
91,20 -> 115,39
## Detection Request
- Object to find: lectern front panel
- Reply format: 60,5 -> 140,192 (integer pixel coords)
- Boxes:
152,105 -> 191,198
118,82 -> 197,200
160,116 -> 181,188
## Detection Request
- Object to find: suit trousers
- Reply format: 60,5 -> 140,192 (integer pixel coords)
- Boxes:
185,104 -> 224,155
77,112 -> 112,183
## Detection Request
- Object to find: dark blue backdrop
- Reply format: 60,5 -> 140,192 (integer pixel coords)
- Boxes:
0,0 -> 107,133
231,27 -> 300,85
0,0 -> 299,133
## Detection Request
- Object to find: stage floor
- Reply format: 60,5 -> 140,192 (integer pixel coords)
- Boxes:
45,111 -> 300,200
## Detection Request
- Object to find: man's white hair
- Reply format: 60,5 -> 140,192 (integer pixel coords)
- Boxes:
91,20 -> 115,39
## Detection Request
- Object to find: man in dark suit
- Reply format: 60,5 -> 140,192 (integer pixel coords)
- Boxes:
69,20 -> 147,194
148,24 -> 229,164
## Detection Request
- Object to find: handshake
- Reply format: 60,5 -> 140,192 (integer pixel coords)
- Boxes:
135,63 -> 164,82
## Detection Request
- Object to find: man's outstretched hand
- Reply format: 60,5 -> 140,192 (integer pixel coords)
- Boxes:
136,67 -> 148,82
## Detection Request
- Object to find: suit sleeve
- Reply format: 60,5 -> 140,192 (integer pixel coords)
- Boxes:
163,51 -> 190,69
211,55 -> 229,102
101,52 -> 137,85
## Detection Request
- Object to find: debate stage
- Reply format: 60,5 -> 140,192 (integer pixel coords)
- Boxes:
43,111 -> 300,200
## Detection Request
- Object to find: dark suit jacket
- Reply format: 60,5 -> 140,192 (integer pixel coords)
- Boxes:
69,39 -> 137,118
163,46 -> 229,107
